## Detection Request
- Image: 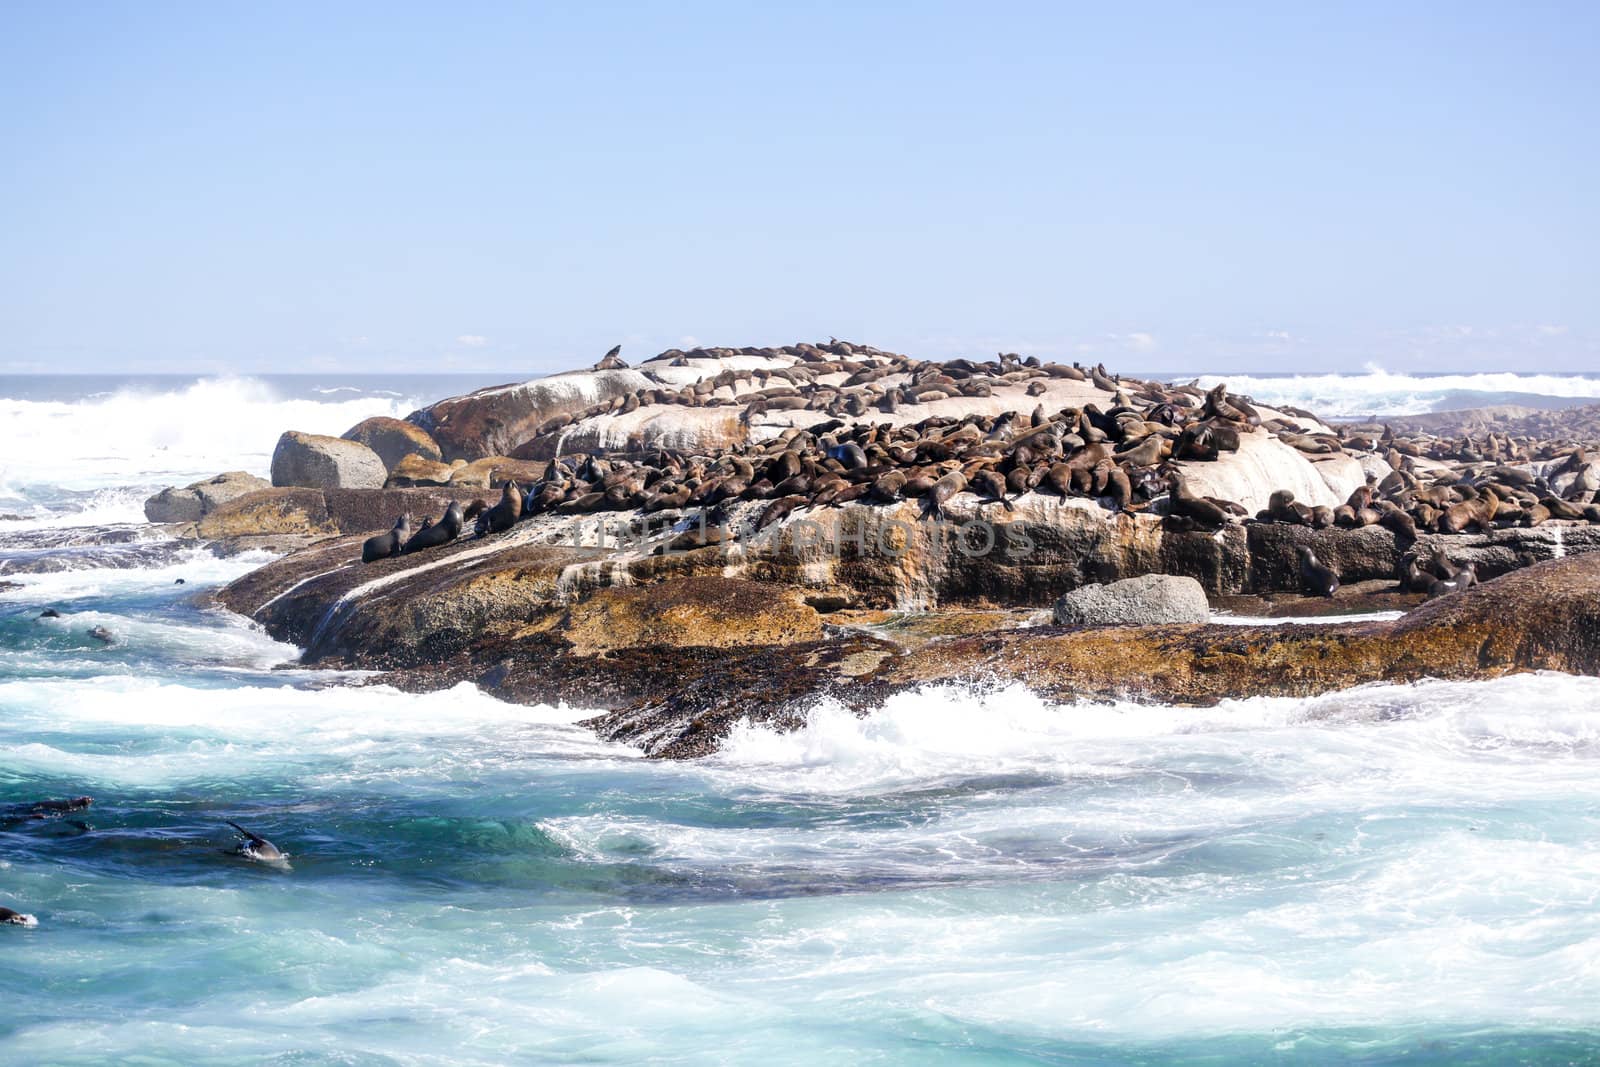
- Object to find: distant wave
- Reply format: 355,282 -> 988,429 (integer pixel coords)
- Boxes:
1193,366 -> 1600,418
0,376 -> 421,495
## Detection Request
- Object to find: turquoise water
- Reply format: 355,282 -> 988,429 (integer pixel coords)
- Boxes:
4,549 -> 1600,1064
4,373 -> 1600,1064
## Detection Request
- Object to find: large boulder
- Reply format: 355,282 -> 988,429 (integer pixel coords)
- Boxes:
1175,430 -> 1347,513
1053,574 -> 1210,626
408,369 -> 658,462
271,432 -> 387,490
144,471 -> 270,523
341,417 -> 443,472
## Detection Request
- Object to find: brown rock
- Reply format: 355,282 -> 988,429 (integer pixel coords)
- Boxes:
197,489 -> 336,539
874,551 -> 1600,705
446,457 -> 548,489
341,416 -> 443,471
144,471 -> 270,523
408,369 -> 656,461
560,578 -> 822,656
385,454 -> 457,488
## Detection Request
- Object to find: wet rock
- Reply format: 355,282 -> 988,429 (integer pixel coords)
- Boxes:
560,578 -> 822,655
341,416 -> 443,472
270,432 -> 387,490
1052,574 -> 1209,626
875,550 -> 1600,707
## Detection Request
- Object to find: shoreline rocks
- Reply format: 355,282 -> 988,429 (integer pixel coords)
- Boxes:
194,341 -> 1600,759
144,471 -> 270,523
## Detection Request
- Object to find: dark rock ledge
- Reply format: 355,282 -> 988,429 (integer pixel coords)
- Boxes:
212,499 -> 1600,758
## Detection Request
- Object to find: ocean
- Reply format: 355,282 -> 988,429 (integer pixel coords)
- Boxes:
3,371 -> 1600,1065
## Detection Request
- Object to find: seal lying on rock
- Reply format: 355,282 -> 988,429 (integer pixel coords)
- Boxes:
361,515 -> 411,563
402,500 -> 463,554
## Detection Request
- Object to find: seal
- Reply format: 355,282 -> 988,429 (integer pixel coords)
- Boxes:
402,500 -> 464,554
226,820 -> 289,866
361,515 -> 411,563
1427,561 -> 1478,598
1439,488 -> 1499,534
0,796 -> 94,831
476,481 -> 523,537
593,344 -> 628,370
0,907 -> 38,927
88,625 -> 115,644
1167,474 -> 1229,529
1296,545 -> 1340,598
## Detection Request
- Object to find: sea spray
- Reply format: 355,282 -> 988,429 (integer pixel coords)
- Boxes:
1193,366 -> 1600,418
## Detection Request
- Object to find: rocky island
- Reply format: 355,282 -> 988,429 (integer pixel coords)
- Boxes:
138,341 -> 1600,757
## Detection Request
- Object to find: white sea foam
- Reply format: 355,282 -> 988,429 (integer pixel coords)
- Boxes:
1192,366 -> 1600,418
0,376 -> 419,495
712,674 -> 1600,795
0,677 -> 618,789
0,547 -> 281,600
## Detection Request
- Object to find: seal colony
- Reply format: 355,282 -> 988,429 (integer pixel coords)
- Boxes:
353,340 -> 1600,600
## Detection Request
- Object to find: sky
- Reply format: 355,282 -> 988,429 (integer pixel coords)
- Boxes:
1,1 -> 1596,375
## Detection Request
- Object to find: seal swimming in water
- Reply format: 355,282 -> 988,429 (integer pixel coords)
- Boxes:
361,515 -> 411,563
402,500 -> 463,554
1,796 -> 94,831
13,796 -> 92,818
1296,545 -> 1340,598
225,820 -> 289,866
0,907 -> 38,927
88,625 -> 114,644
38,608 -> 60,619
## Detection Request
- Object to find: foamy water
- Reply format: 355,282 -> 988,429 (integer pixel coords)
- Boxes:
4,371 -> 1600,1062
0,376 -> 431,536
1193,365 -> 1600,418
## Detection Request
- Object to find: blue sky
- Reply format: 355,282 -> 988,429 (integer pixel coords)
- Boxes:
2,2 -> 1595,374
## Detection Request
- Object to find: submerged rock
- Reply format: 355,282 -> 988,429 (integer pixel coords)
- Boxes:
1052,575 -> 1209,626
